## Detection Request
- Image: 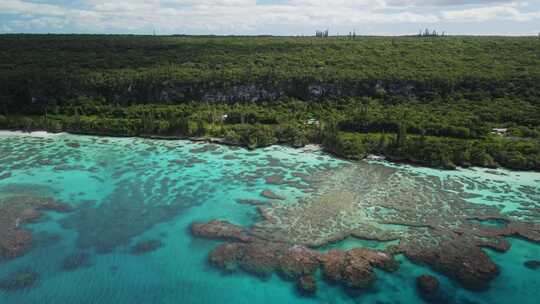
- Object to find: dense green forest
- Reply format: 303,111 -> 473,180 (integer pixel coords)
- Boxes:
1,35 -> 539,170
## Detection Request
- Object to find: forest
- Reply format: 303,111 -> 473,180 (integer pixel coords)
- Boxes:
0,34 -> 539,171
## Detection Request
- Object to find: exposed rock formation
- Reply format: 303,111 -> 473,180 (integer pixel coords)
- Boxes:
191,220 -> 251,242
190,161 -> 540,296
191,220 -> 399,294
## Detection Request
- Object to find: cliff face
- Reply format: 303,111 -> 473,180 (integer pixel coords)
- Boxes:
16,75 -> 540,110
77,79 -> 426,104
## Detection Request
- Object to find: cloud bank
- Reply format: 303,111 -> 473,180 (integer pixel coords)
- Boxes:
1,0 -> 539,35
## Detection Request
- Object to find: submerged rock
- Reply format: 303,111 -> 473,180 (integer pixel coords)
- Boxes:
235,199 -> 267,206
265,174 -> 286,185
297,275 -> 317,296
66,141 -> 80,148
260,190 -> 285,200
405,242 -> 499,291
209,243 -> 246,273
0,195 -> 71,260
194,218 -> 400,293
416,275 -> 440,301
524,260 -> 540,270
191,220 -> 251,242
130,239 -> 163,255
0,269 -> 40,291
277,245 -> 321,280
61,251 -> 92,271
334,248 -> 398,290
239,242 -> 284,278
320,249 -> 347,282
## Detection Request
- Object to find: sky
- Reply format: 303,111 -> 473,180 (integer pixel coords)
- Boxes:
1,0 -> 539,36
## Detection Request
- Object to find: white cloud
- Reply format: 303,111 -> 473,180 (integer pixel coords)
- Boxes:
442,5 -> 540,22
0,0 -> 67,16
0,0 -> 539,33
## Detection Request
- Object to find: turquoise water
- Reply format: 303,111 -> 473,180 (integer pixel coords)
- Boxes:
0,132 -> 539,304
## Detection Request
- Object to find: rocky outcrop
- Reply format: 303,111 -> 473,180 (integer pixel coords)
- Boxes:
321,248 -> 398,290
130,239 -> 163,255
193,220 -> 399,295
524,260 -> 540,270
297,275 -> 317,296
235,199 -> 267,206
209,243 -> 246,273
416,275 -> 440,302
190,220 -> 251,242
265,174 -> 286,185
277,245 -> 321,280
260,190 -> 285,200
405,241 -> 499,291
189,161 -> 540,296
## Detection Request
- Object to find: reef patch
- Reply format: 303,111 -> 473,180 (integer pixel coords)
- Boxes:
0,193 -> 71,261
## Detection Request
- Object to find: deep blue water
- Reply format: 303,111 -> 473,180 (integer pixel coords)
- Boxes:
0,132 -> 539,304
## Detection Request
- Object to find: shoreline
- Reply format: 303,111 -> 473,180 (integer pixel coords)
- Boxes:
2,129 -> 538,176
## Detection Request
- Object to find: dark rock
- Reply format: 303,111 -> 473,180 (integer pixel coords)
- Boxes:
209,243 -> 246,273
190,144 -> 220,154
61,251 -> 92,271
1,196 -> 70,260
416,275 -> 440,301
265,174 -> 286,185
297,275 -> 317,296
130,239 -> 163,255
320,249 -> 346,282
260,190 -> 285,200
524,260 -> 540,270
405,243 -> 499,291
191,220 -> 251,242
66,142 -> 80,148
0,269 -> 40,291
341,251 -> 377,289
235,199 -> 267,206
277,245 -> 321,280
320,248 -> 397,290
239,242 -> 285,278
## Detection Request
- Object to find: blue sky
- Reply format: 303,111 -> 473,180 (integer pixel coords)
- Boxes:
1,0 -> 539,35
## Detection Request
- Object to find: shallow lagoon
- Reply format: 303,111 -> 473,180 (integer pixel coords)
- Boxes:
0,132 -> 539,304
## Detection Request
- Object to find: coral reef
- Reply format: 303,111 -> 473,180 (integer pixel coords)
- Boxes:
260,190 -> 285,200
0,269 -> 40,291
524,260 -> 540,270
61,251 -> 92,271
0,194 -> 71,260
191,161 -> 540,295
191,221 -> 251,242
416,275 -> 440,302
59,177 -> 205,253
297,275 -> 317,296
130,239 -> 163,255
191,220 -> 398,294
235,199 -> 267,206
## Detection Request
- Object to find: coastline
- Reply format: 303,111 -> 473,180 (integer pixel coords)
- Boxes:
2,129 -> 537,175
